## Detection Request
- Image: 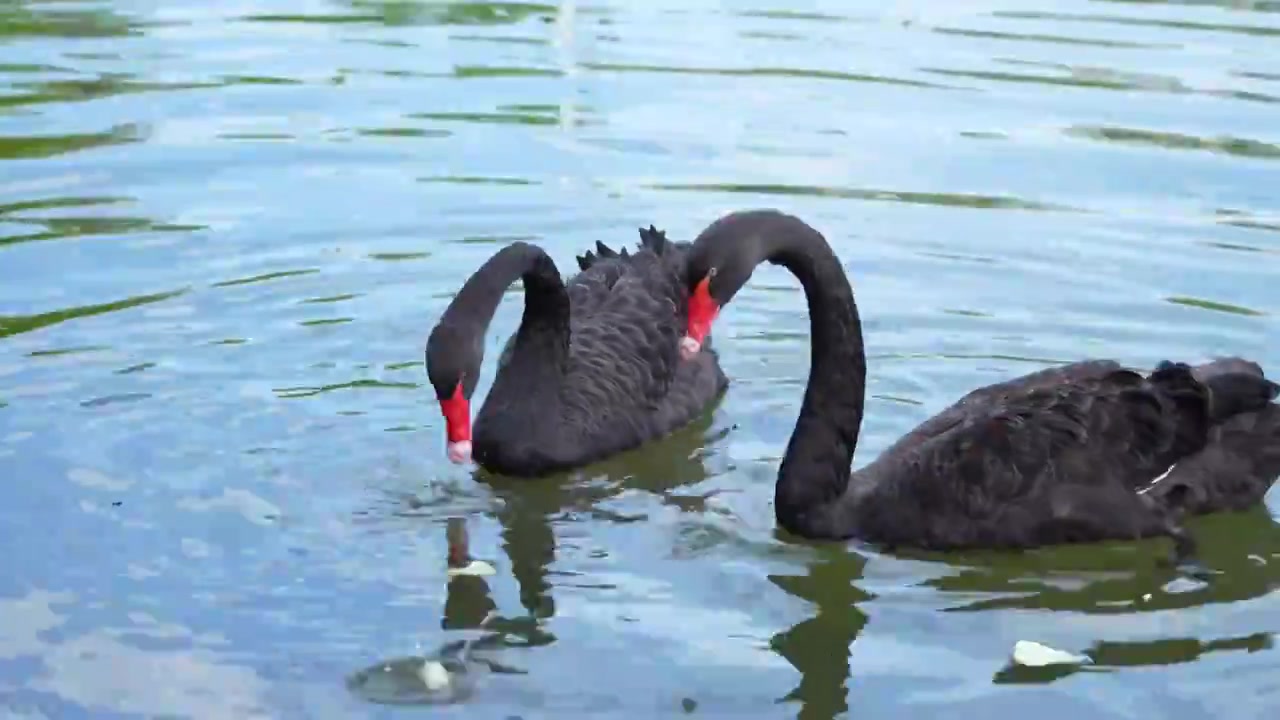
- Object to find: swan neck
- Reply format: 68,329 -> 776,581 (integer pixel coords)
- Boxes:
445,242 -> 570,375
767,223 -> 867,537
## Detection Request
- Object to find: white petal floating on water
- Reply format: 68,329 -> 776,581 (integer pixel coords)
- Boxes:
419,660 -> 452,692
447,559 -> 496,577
1011,640 -> 1088,667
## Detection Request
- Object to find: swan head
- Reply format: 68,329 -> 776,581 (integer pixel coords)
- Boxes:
426,324 -> 482,465
682,210 -> 794,360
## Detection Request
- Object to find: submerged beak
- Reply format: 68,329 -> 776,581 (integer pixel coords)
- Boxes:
439,382 -> 472,465
446,440 -> 472,465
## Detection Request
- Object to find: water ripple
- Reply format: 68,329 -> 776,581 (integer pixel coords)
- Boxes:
646,182 -> 1078,212
1065,125 -> 1280,160
1,1 -> 1278,717
993,10 -> 1280,37
580,61 -> 958,90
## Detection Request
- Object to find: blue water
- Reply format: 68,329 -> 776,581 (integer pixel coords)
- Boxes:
1,0 -> 1278,717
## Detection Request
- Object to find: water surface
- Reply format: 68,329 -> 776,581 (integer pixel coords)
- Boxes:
1,0 -> 1278,717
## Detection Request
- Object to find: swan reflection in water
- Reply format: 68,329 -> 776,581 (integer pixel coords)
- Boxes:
348,403 -> 1280,714
765,503 -> 1280,717
347,409 -> 729,705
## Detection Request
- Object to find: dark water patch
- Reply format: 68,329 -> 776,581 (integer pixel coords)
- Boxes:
0,4 -> 150,40
301,294 -> 360,304
115,363 -> 155,375
871,351 -> 1072,365
1091,0 -> 1280,14
409,110 -> 559,127
1066,125 -> 1280,160
935,59 -> 1280,105
210,338 -> 247,345
993,10 -> 1280,38
739,30 -> 804,41
0,289 -> 186,340
299,318 -> 354,327
1165,296 -> 1266,316
273,379 -> 419,399
0,196 -> 130,216
646,182 -> 1076,212
0,201 -> 195,248
1204,87 -> 1280,104
219,75 -> 304,86
344,37 -> 417,48
0,75 -> 214,111
449,34 -> 550,46
1236,70 -> 1280,82
63,51 -> 136,61
1221,219 -> 1280,233
217,132 -> 295,142
355,127 -> 451,139
1201,240 -> 1270,254
150,223 -> 205,233
454,65 -> 562,79
871,394 -> 925,406
1215,210 -> 1280,235
419,175 -> 537,186
0,63 -> 75,74
932,25 -> 1177,49
753,330 -> 809,342
385,361 -> 423,371
1088,632 -> 1276,668
28,345 -> 109,358
501,102 -> 579,113
580,62 -> 956,90
456,233 -> 539,245
960,130 -> 1007,140
992,633 -> 1273,685
339,67 -> 450,80
923,65 -> 1186,93
241,12 -> 383,25
243,1 -> 557,28
368,252 -> 431,261
364,0 -> 558,27
0,123 -> 145,161
919,250 -> 998,265
736,9 -> 858,23
211,269 -> 319,288
81,393 -> 151,408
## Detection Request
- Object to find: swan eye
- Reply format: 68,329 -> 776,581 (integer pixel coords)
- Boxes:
707,267 -> 718,279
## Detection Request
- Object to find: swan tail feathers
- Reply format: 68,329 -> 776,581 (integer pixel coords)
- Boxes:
1139,403 -> 1280,517
638,224 -> 669,254
1203,373 -> 1279,423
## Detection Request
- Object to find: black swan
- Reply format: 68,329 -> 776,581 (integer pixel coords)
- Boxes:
679,209 -> 1280,559
425,226 -> 728,477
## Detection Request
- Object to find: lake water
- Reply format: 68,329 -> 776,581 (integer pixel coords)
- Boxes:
1,0 -> 1278,717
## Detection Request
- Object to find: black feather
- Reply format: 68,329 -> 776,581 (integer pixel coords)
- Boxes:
427,224 -> 725,478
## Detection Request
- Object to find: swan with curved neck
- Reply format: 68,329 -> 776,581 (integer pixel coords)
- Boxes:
426,229 -> 727,477
680,209 -> 1280,557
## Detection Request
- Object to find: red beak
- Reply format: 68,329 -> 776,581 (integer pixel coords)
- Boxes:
439,382 -> 472,464
681,275 -> 720,361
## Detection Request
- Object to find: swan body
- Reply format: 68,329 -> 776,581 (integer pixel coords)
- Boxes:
426,226 -> 728,477
680,209 -> 1280,558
